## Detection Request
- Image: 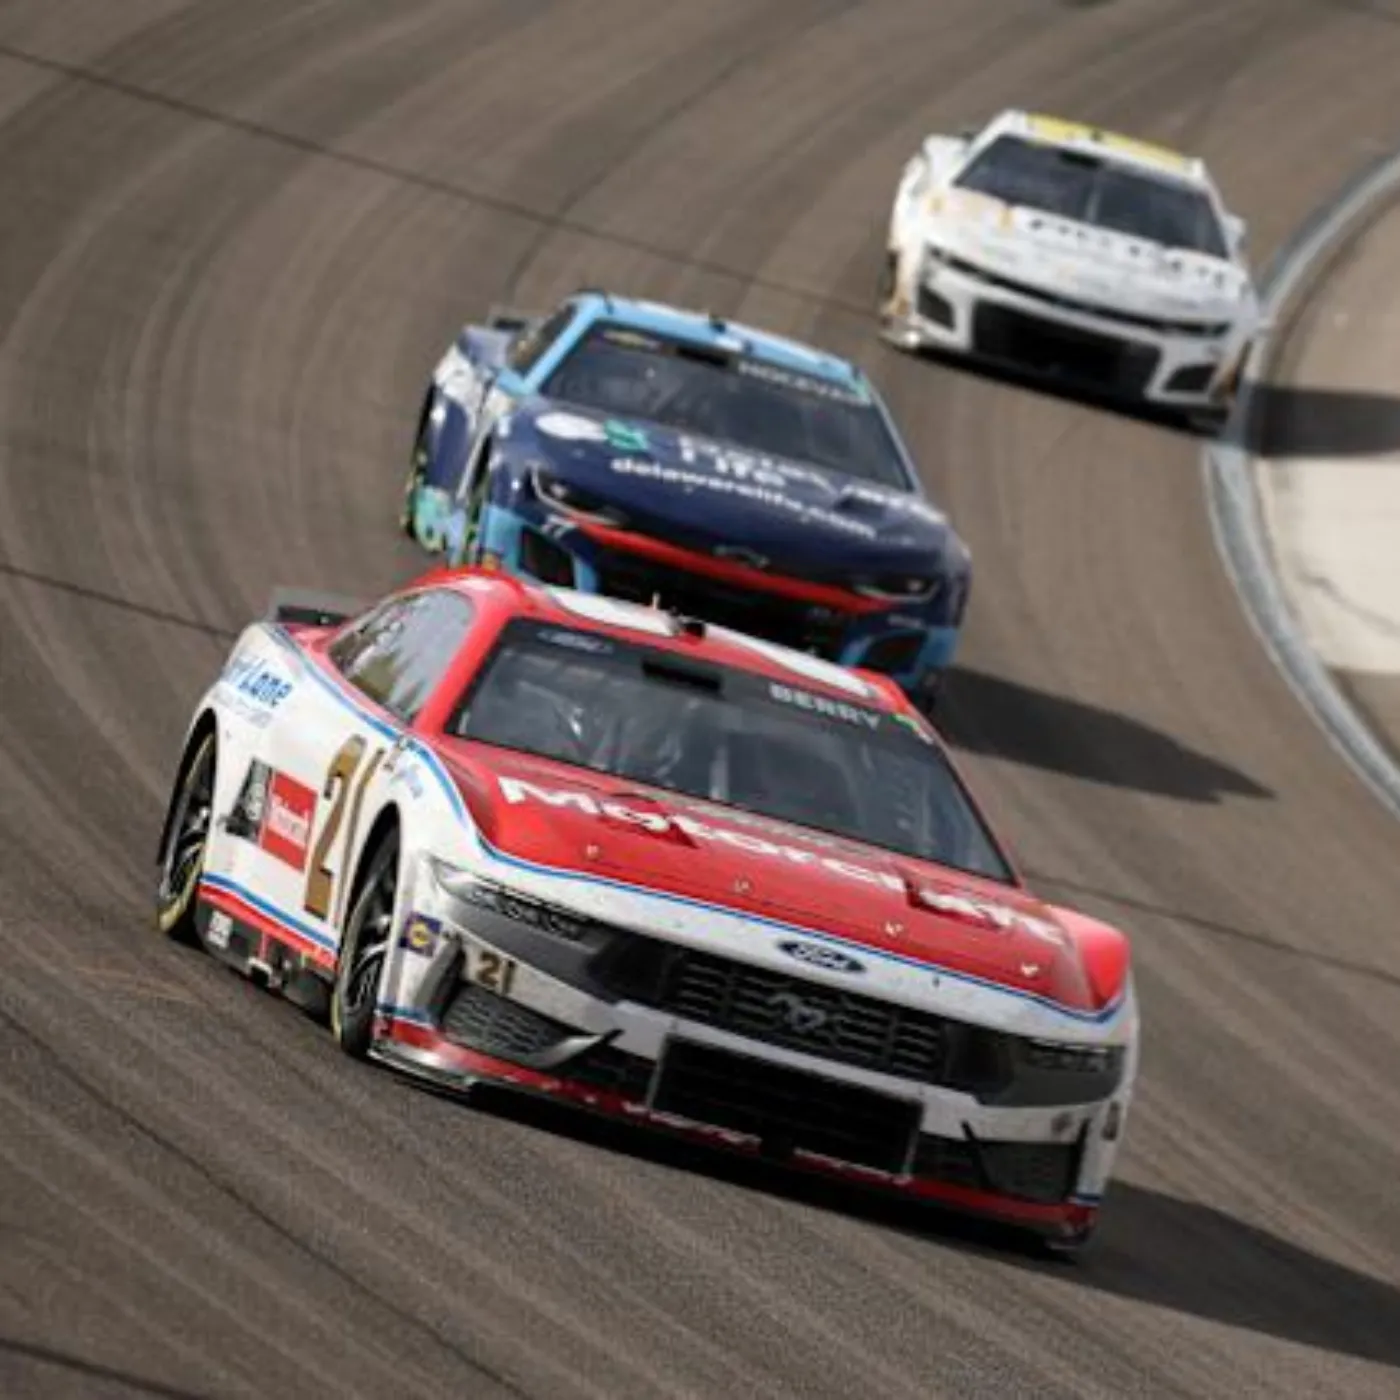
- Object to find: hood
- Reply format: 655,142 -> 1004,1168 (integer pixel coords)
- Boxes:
927,189 -> 1253,319
440,743 -> 1111,1014
501,400 -> 959,579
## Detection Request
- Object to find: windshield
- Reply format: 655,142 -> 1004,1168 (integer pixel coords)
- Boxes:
540,324 -> 912,489
450,621 -> 1014,883
955,136 -> 1227,258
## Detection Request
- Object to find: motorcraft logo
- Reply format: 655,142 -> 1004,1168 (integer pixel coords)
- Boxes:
494,776 -> 1064,944
778,940 -> 864,974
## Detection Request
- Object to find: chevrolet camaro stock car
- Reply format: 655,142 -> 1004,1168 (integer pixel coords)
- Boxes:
401,290 -> 971,710
880,109 -> 1262,423
155,569 -> 1139,1250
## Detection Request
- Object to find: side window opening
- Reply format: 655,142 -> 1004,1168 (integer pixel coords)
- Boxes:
506,304 -> 576,377
328,591 -> 477,722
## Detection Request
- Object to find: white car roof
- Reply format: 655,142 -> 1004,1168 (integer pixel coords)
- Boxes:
972,109 -> 1210,187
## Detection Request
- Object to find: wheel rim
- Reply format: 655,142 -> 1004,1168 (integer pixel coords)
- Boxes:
344,857 -> 396,1015
159,745 -> 213,910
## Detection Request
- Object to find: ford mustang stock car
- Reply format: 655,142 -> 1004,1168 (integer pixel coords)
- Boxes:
155,568 -> 1138,1251
879,110 -> 1262,425
401,289 -> 971,710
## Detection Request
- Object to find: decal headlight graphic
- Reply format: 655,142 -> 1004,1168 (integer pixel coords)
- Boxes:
531,464 -> 629,528
1021,1038 -> 1123,1075
427,858 -> 594,943
851,574 -> 940,601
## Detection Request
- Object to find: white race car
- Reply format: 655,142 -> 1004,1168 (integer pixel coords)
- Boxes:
879,110 -> 1261,424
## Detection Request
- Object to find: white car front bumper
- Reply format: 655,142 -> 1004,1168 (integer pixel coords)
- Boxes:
886,246 -> 1249,409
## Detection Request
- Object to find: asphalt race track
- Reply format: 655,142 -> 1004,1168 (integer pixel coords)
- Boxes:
3,3 -> 1400,1396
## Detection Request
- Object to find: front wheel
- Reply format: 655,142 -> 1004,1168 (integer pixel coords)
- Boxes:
330,834 -> 399,1058
155,732 -> 216,942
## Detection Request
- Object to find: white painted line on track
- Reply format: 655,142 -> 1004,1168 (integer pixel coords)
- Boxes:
1204,147 -> 1400,823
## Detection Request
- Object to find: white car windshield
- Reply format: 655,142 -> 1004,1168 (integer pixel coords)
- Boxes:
955,135 -> 1228,258
451,620 -> 1015,883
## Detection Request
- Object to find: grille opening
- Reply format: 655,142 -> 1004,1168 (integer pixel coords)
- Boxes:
971,303 -> 1160,396
654,1040 -> 920,1174
519,527 -> 576,586
596,552 -> 848,657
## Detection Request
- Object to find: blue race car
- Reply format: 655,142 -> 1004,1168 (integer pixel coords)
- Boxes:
400,291 -> 971,707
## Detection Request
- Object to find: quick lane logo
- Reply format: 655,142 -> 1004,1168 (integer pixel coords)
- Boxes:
495,776 -> 1063,944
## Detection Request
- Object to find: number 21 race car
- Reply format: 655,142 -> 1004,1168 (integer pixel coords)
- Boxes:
155,569 -> 1138,1251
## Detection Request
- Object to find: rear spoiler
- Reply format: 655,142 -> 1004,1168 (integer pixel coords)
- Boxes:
264,588 -> 366,628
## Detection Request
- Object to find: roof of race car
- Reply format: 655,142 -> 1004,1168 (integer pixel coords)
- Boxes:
568,291 -> 866,391
422,566 -> 914,712
989,109 -> 1206,182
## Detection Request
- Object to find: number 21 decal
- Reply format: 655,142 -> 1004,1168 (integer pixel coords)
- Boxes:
304,735 -> 385,922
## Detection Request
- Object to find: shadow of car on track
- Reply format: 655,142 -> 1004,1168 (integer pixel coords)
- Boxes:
939,667 -> 1273,804
1242,381 -> 1400,458
884,342 -> 1219,437
427,1083 -> 1400,1373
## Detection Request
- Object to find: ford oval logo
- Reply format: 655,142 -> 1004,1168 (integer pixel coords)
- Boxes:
778,940 -> 864,974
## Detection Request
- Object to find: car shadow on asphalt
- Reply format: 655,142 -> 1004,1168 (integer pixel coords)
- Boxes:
887,344 -> 1212,436
432,1084 -> 1400,1372
938,667 -> 1273,803
1242,381 -> 1400,458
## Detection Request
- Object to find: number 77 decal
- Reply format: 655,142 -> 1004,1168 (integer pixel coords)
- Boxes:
304,735 -> 386,923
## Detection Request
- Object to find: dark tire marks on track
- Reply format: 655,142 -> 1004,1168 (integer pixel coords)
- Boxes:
2,3 -> 1400,1396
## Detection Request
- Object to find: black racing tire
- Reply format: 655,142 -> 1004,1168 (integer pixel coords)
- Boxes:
877,248 -> 898,311
330,832 -> 400,1058
399,399 -> 433,540
154,731 -> 216,943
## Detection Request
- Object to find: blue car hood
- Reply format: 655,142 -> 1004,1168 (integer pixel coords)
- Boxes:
502,401 -> 958,578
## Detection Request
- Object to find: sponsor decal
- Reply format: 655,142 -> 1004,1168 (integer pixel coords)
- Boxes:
733,358 -> 869,405
768,682 -> 881,731
226,759 -> 316,872
261,772 -> 315,871
538,628 -> 615,655
535,413 -> 649,452
496,776 -> 1065,943
607,457 -> 879,540
398,913 -> 442,957
218,655 -> 294,728
778,940 -> 864,974
206,909 -> 234,951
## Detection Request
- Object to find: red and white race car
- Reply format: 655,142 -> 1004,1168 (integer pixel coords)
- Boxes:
155,569 -> 1138,1250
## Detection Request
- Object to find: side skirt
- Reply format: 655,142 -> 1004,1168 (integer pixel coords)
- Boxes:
195,886 -> 334,1020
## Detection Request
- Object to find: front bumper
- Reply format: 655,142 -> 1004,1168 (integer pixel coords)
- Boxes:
887,247 -> 1248,408
374,890 -> 1129,1243
474,504 -> 963,698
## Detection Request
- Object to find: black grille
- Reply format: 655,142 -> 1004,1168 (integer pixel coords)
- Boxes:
594,550 -> 848,657
951,258 -> 1229,338
912,1133 -> 1081,1204
859,631 -> 923,676
599,943 -> 1013,1094
971,303 -> 1160,396
916,284 -> 956,328
1165,362 -> 1215,394
659,949 -> 945,1081
441,984 -> 572,1059
564,1041 -> 655,1101
654,1040 -> 919,1173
